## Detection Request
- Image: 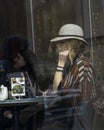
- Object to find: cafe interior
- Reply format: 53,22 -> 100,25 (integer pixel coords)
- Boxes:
0,0 -> 104,130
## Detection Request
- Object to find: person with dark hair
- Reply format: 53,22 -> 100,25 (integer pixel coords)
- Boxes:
1,35 -> 38,87
0,36 -> 29,86
0,36 -> 44,130
0,36 -> 30,130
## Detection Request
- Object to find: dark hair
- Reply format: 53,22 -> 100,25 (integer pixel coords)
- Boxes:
2,35 -> 29,60
18,49 -> 37,82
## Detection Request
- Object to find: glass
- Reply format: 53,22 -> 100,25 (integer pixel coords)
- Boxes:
0,0 -> 104,130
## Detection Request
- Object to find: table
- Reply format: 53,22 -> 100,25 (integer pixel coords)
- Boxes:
0,97 -> 44,107
0,96 -> 57,130
0,97 -> 44,130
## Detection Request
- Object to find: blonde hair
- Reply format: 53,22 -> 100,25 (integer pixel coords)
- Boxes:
66,39 -> 89,60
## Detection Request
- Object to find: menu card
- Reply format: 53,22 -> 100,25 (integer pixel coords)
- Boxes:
8,72 -> 25,97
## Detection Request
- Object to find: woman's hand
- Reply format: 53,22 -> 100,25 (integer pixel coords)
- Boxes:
4,111 -> 13,119
58,50 -> 69,67
39,89 -> 56,96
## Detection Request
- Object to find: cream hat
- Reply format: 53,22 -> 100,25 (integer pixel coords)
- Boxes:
50,24 -> 87,44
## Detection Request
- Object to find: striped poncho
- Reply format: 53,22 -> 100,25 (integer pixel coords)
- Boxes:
59,53 -> 96,104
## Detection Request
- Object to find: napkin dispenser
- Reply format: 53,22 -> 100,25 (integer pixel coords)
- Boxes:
0,85 -> 8,100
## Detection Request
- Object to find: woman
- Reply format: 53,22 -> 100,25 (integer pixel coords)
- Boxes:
49,24 -> 96,130
0,36 -> 29,130
0,36 -> 41,130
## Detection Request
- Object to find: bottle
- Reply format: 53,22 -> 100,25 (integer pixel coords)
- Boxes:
0,85 -> 8,100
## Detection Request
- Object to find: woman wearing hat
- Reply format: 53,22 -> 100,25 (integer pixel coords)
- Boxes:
50,24 -> 96,130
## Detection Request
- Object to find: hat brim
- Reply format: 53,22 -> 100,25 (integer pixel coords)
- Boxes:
50,36 -> 87,44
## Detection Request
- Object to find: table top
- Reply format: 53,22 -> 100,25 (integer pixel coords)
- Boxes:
0,96 -> 57,107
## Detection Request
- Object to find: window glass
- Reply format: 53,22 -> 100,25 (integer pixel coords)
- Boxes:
0,0 -> 104,130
